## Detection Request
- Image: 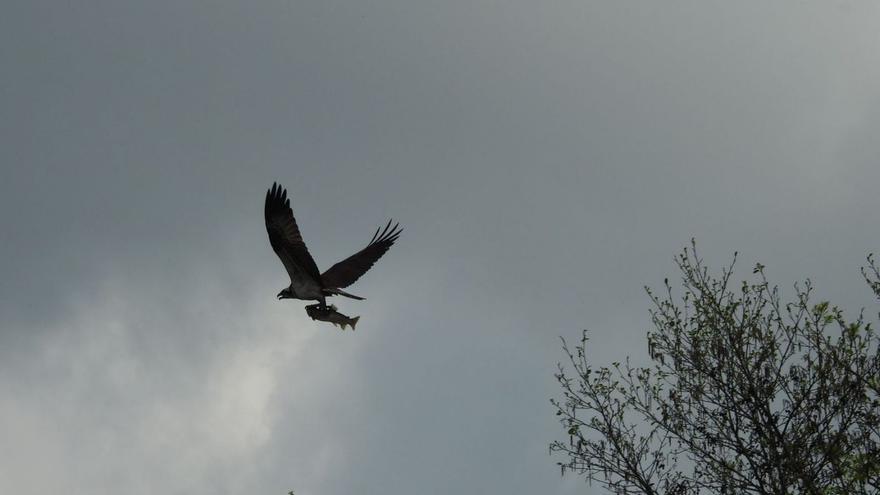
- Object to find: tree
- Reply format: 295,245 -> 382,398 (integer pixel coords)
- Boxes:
551,244 -> 880,495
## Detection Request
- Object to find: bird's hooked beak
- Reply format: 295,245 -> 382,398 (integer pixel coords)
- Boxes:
276,290 -> 286,300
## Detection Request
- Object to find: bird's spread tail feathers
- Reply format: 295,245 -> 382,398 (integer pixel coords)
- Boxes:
325,288 -> 365,300
349,316 -> 360,331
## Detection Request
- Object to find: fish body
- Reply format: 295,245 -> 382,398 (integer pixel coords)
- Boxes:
305,304 -> 360,330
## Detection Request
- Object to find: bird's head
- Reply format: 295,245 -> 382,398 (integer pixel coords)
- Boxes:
277,287 -> 293,300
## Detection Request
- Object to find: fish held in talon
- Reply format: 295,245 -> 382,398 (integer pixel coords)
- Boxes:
305,304 -> 361,331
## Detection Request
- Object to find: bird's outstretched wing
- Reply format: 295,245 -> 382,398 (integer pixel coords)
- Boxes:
265,183 -> 323,286
321,220 -> 402,289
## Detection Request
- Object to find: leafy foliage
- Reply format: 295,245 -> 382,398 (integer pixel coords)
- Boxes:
551,243 -> 880,495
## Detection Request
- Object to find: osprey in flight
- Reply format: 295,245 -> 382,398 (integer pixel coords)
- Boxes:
265,182 -> 402,309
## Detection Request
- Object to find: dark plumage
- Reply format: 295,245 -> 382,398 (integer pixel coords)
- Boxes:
264,182 -> 402,308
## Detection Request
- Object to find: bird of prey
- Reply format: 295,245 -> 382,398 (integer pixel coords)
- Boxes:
265,182 -> 402,309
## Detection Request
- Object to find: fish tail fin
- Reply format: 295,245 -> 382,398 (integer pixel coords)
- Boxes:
350,316 -> 360,331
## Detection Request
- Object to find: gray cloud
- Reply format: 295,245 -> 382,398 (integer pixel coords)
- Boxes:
2,1 -> 880,494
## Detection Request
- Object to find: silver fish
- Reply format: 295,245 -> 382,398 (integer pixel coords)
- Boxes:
305,304 -> 360,330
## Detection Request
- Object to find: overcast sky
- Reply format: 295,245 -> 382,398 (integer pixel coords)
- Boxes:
2,1 -> 880,494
